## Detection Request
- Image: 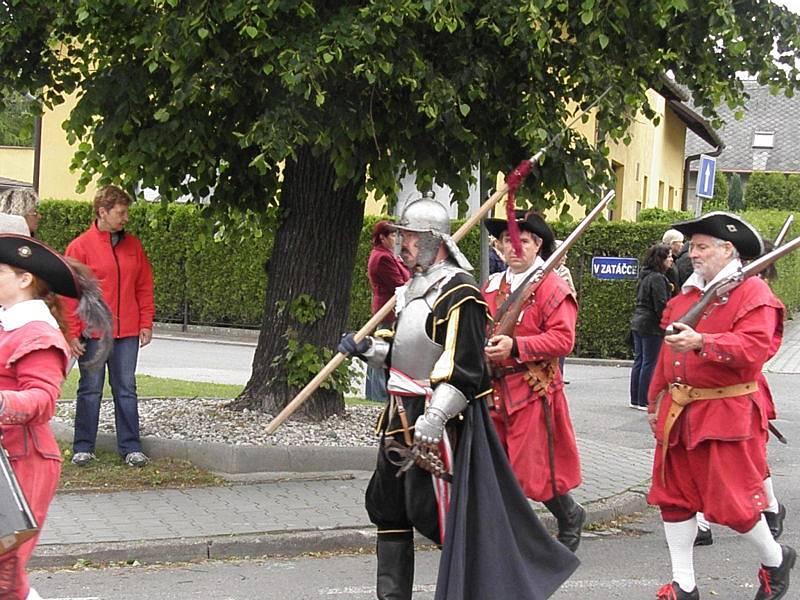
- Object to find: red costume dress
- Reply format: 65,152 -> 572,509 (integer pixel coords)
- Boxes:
647,276 -> 784,533
0,301 -> 70,599
482,269 -> 581,501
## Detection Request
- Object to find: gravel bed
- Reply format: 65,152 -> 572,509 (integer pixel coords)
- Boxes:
54,397 -> 382,447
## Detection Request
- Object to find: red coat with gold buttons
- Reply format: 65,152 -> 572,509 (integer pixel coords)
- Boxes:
648,276 -> 784,449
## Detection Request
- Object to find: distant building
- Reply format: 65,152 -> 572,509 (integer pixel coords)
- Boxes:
685,79 -> 800,209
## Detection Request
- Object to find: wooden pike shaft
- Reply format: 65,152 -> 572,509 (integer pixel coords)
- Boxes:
264,179 -> 516,434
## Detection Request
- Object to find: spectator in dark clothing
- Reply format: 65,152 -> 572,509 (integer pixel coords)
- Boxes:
488,236 -> 506,274
661,229 -> 684,296
628,243 -> 672,410
674,242 -> 694,289
365,220 -> 410,402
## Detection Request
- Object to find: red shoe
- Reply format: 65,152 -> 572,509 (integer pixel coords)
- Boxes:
656,582 -> 699,599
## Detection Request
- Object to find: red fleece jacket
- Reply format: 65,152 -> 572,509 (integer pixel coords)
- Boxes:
64,222 -> 155,339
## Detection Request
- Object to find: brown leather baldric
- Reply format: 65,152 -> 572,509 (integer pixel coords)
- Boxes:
660,380 -> 758,484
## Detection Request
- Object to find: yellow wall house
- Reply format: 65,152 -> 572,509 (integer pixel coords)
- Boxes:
604,76 -> 720,221
0,91 -> 97,200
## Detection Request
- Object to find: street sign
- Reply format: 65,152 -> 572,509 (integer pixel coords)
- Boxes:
696,154 -> 717,199
591,257 -> 639,280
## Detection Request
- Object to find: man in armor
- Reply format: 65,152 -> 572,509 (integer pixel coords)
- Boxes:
647,212 -> 795,600
481,211 -> 585,553
339,194 -> 578,600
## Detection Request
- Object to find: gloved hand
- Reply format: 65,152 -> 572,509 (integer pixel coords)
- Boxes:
337,332 -> 371,358
414,407 -> 448,446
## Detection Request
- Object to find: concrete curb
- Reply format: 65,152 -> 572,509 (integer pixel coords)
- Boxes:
32,490 -> 651,568
51,422 -> 376,474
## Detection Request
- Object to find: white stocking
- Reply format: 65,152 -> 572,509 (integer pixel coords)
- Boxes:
763,476 -> 780,513
664,518 -> 697,593
740,516 -> 782,567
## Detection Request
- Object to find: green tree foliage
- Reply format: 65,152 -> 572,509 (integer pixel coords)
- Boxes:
702,171 -> 729,212
744,172 -> 797,209
728,172 -> 745,210
636,207 -> 694,222
0,92 -> 35,146
3,1 -> 800,417
786,174 -> 800,208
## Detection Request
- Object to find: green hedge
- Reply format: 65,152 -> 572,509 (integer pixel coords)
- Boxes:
37,200 -> 800,359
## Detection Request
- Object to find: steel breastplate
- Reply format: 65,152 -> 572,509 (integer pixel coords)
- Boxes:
390,262 -> 461,381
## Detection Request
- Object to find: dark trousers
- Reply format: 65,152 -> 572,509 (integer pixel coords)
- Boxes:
629,331 -> 663,408
365,396 -> 442,544
73,336 -> 142,456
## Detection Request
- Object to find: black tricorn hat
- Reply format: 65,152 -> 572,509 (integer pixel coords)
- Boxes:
672,211 -> 764,260
484,210 -> 556,259
0,234 -> 80,298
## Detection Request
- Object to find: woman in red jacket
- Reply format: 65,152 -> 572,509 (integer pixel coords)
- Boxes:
0,234 -> 110,600
64,186 -> 155,468
365,220 -> 410,402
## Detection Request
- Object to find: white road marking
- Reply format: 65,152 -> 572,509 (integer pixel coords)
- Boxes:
319,579 -> 661,595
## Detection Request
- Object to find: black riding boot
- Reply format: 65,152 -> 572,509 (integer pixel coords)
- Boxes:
377,532 -> 414,600
544,493 -> 586,552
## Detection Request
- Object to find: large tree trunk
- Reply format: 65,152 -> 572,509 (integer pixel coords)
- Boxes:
237,145 -> 366,420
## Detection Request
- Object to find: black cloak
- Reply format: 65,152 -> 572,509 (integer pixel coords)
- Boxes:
435,399 -> 580,599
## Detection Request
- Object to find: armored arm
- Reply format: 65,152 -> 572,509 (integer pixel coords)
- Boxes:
414,382 -> 468,445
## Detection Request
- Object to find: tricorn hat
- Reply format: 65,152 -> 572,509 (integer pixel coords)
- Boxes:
671,211 -> 764,260
0,234 -> 80,298
484,210 -> 556,260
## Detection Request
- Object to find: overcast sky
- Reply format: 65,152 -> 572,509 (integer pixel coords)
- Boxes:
775,0 -> 800,12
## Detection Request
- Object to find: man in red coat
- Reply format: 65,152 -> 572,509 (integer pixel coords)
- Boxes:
64,185 -> 155,469
647,212 -> 795,600
482,211 -> 584,552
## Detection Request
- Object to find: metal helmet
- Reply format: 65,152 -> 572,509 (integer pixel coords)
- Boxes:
395,192 -> 472,272
396,192 -> 450,236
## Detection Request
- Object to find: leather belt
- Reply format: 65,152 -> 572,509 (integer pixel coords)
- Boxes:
660,380 -> 758,483
490,363 -> 529,379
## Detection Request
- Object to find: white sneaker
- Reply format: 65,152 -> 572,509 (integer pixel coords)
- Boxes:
71,452 -> 96,467
125,451 -> 149,467
27,587 -> 43,599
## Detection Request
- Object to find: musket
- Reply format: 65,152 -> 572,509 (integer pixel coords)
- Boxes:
265,87 -> 613,435
666,234 -> 800,336
492,190 -> 615,336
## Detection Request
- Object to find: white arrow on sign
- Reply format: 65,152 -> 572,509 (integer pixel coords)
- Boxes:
702,163 -> 712,194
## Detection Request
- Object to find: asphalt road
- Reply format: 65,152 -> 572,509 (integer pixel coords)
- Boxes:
30,505 -> 799,599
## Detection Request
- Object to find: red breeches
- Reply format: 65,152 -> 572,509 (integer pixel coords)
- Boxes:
0,454 -> 60,600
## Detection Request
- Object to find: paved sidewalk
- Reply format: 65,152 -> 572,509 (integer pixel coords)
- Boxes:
34,437 -> 653,567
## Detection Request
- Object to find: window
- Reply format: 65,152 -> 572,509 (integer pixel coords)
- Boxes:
753,131 -> 774,148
